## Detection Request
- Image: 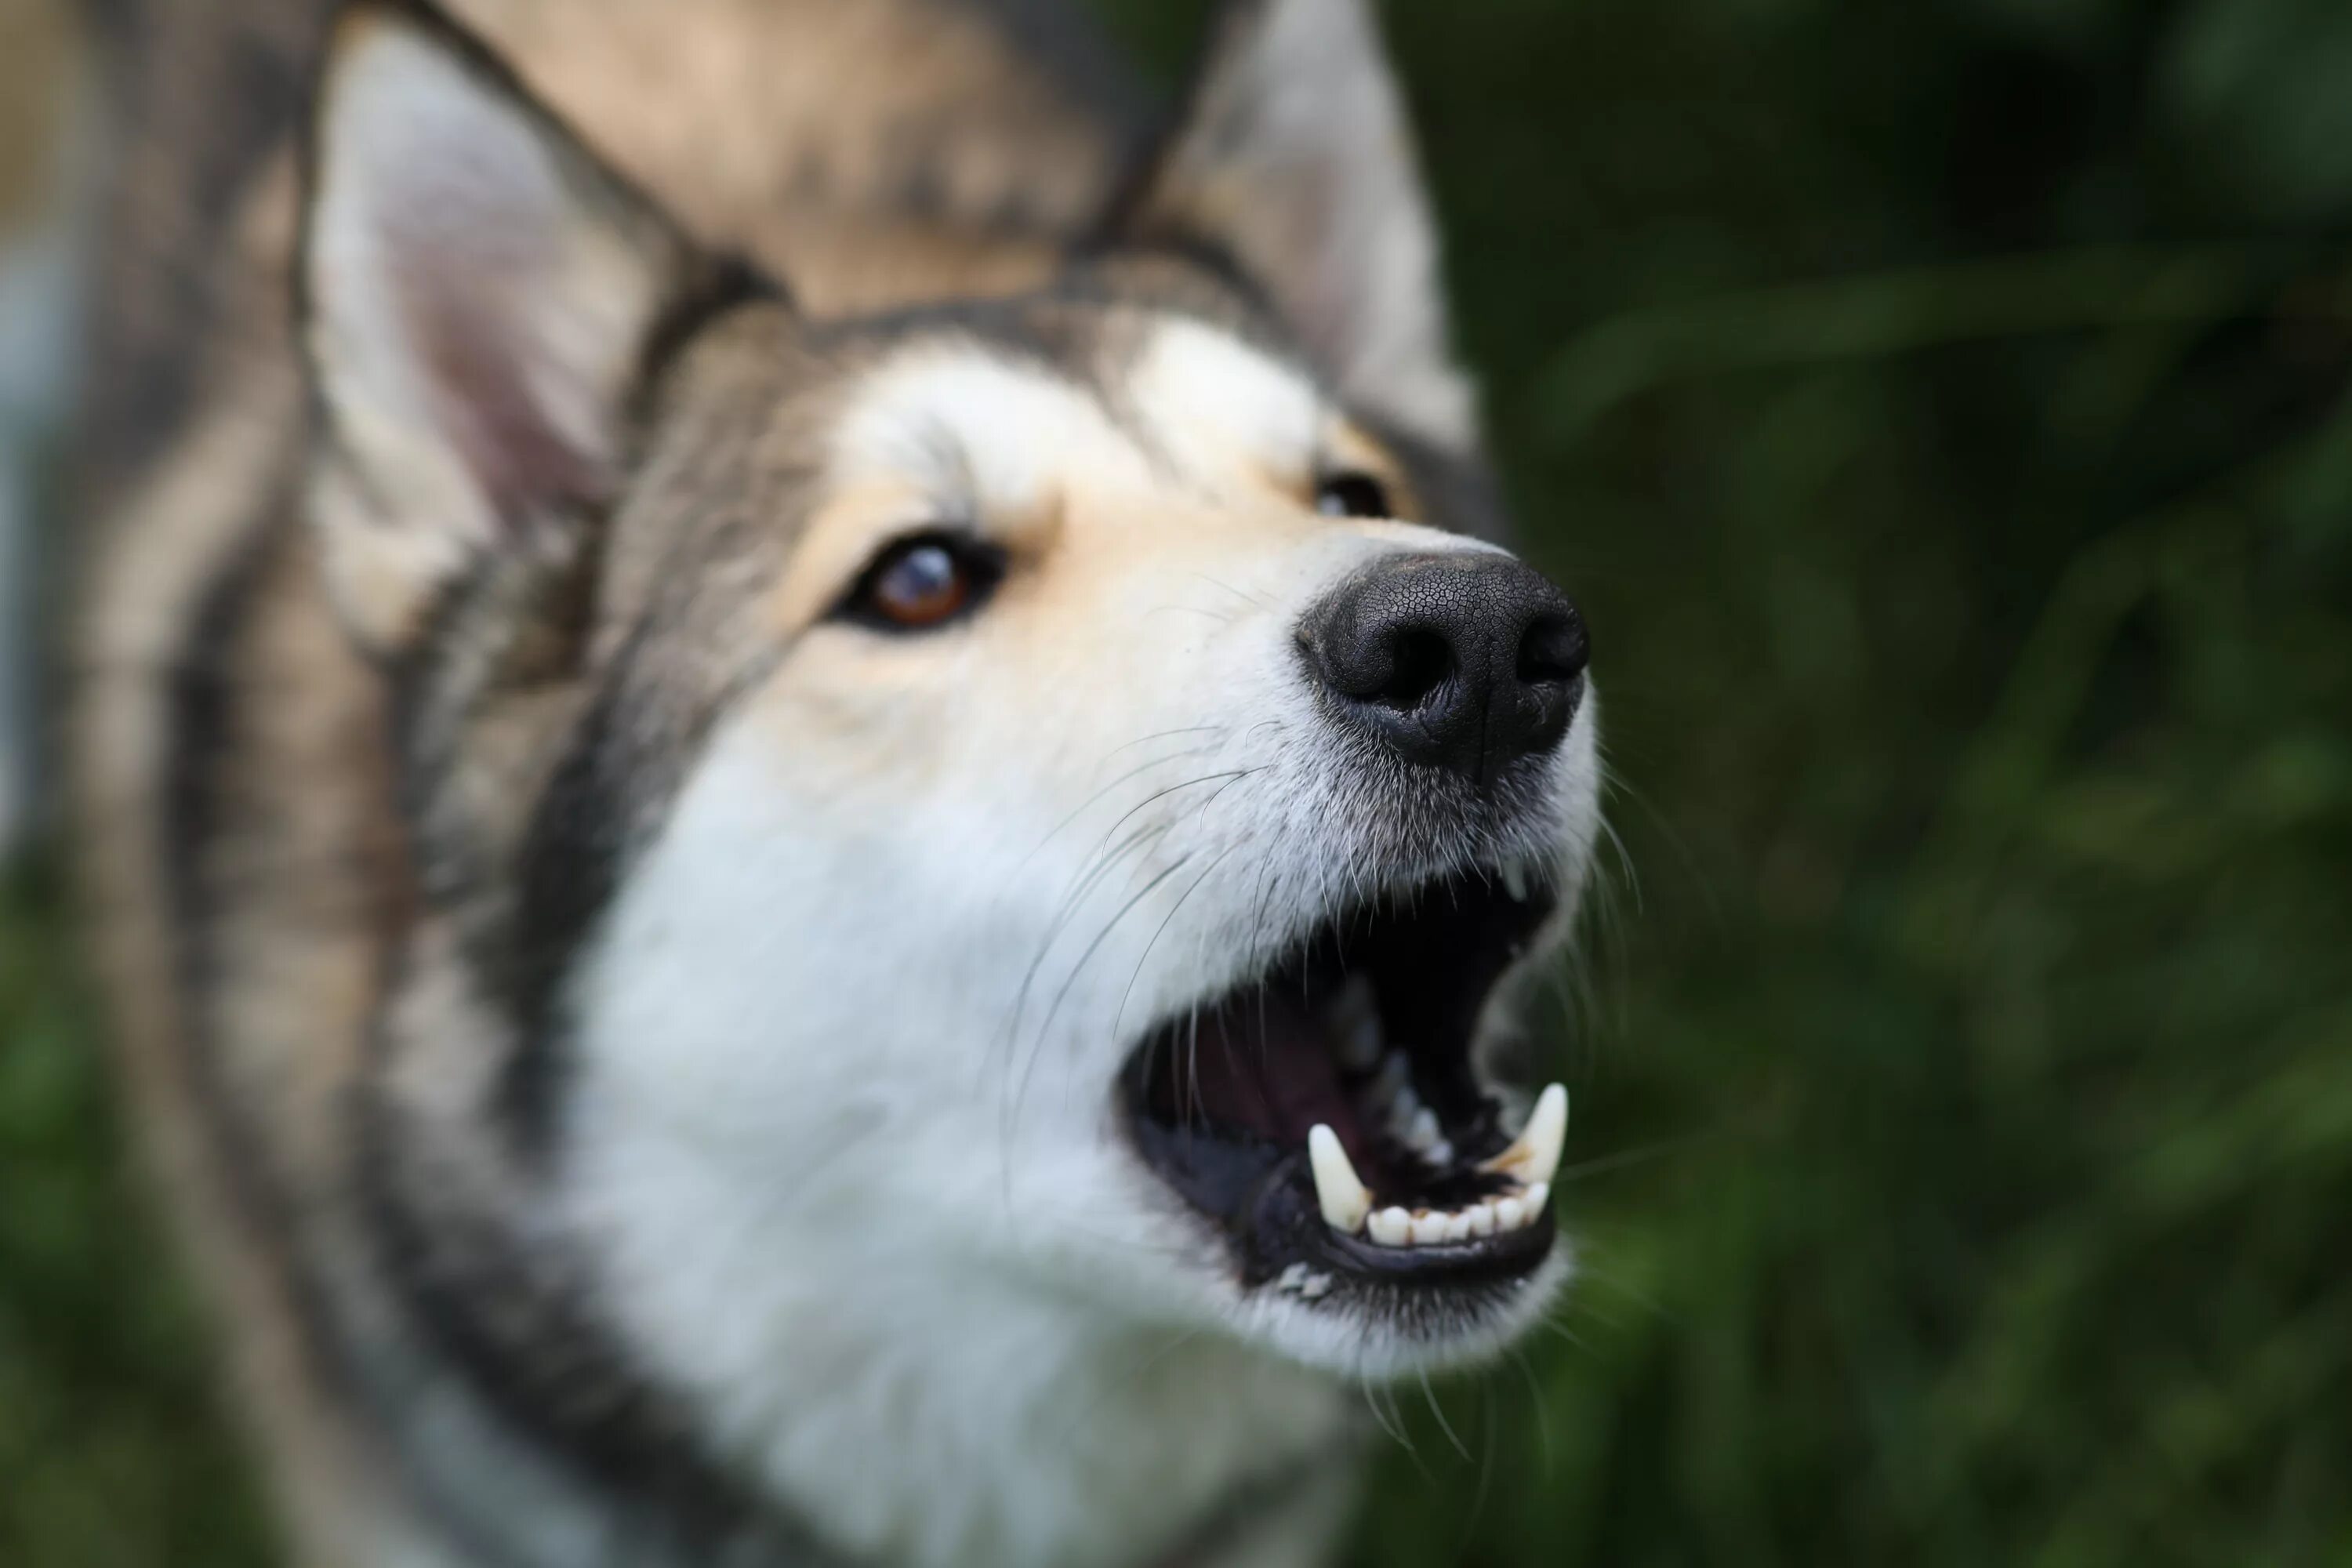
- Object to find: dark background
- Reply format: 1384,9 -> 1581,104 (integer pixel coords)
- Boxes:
5,0 -> 2351,1563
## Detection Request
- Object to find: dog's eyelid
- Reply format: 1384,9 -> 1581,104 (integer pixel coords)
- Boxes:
832,510 -> 978,575
876,514 -> 982,548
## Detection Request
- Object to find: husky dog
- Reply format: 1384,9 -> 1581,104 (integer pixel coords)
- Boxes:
72,1 -> 1602,1563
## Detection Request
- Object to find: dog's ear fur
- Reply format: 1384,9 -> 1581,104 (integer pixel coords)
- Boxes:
300,2 -> 709,649
1121,0 -> 1474,449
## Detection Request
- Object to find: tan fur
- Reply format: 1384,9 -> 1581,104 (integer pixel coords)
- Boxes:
73,350 -> 416,1560
0,2 -> 75,227
74,5 -> 1138,1560
451,0 -> 1114,314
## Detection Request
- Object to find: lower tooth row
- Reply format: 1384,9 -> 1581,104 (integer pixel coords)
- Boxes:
1304,1086 -> 1570,1252
1364,1181 -> 1550,1248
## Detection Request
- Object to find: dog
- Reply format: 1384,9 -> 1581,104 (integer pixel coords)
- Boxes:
71,2 -> 1603,1563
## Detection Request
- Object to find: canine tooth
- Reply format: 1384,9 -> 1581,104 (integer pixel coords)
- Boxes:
1406,1105 -> 1442,1152
1308,1125 -> 1373,1235
1329,976 -> 1384,1072
1495,1196 -> 1527,1232
1276,1262 -> 1310,1294
1523,1181 -> 1551,1220
1299,1272 -> 1334,1301
1501,860 -> 1530,902
1369,1052 -> 1411,1108
1426,1138 -> 1456,1167
1466,1202 -> 1497,1238
1409,1211 -> 1451,1247
1442,1210 -> 1475,1243
1482,1083 -> 1567,1187
1368,1207 -> 1413,1247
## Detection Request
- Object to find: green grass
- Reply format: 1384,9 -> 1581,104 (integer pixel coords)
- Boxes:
7,0 -> 2352,1563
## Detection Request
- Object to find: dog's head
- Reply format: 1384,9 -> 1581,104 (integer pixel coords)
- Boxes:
307,0 -> 1599,1485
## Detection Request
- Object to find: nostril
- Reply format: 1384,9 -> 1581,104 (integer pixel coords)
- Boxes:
1516,612 -> 1588,687
1300,552 -> 1585,782
1376,626 -> 1454,710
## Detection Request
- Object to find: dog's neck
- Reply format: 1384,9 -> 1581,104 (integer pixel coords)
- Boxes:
352,976 -> 1357,1568
694,1265 -> 1356,1567
362,1244 -> 1359,1568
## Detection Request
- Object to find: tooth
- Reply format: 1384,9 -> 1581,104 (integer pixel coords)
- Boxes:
1495,1196 -> 1527,1232
1368,1207 -> 1412,1247
1501,860 -> 1529,902
1308,1125 -> 1373,1235
1466,1202 -> 1496,1238
1276,1262 -> 1309,1293
1299,1272 -> 1333,1300
1369,1053 -> 1410,1109
1482,1083 -> 1567,1187
1387,1086 -> 1425,1145
1329,977 -> 1383,1072
1406,1106 -> 1442,1152
1425,1138 -> 1456,1167
1409,1210 -> 1451,1247
1523,1180 -> 1551,1221
1442,1210 -> 1475,1243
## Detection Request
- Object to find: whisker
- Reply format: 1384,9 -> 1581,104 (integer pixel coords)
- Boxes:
1187,572 -> 1273,610
1008,853 -> 1197,1137
1049,1327 -> 1209,1449
1359,1374 -> 1411,1454
1111,840 -> 1244,1052
1460,1385 -> 1500,1551
993,818 -> 1177,1199
996,817 -> 1175,1084
1554,1127 -> 1722,1183
1015,741 -> 1223,875
1004,766 -> 1254,1044
1417,1366 -> 1470,1463
1087,769 -> 1256,869
1003,758 -> 1267,1118
1505,1345 -> 1555,1470
1100,725 -> 1224,762
1376,1381 -> 1431,1479
1569,1261 -> 1672,1324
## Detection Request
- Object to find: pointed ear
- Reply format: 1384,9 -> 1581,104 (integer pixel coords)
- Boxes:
300,3 -> 715,648
1120,0 -> 1475,448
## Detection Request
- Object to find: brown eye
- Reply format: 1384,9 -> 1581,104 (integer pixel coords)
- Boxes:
1316,470 -> 1392,519
843,534 -> 1000,632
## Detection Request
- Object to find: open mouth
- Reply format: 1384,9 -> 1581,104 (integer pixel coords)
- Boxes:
1120,863 -> 1566,1299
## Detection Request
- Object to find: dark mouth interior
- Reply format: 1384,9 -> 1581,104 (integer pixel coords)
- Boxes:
1120,866 -> 1559,1290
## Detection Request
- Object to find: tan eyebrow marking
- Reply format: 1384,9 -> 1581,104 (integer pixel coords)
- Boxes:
1321,422 -> 1423,523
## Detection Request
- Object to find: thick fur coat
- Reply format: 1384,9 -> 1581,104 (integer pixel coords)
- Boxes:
71,3 -> 1602,1564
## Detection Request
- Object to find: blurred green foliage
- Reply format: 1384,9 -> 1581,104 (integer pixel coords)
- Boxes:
6,0 -> 2352,1563
0,864 -> 273,1565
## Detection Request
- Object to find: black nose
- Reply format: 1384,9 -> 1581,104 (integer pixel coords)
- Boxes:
1298,552 -> 1588,786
